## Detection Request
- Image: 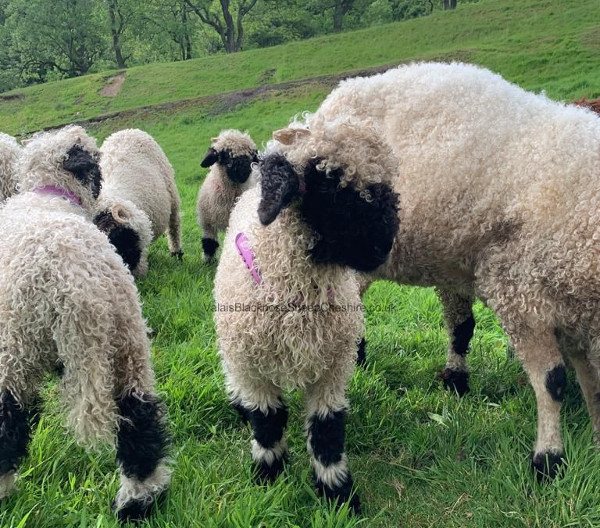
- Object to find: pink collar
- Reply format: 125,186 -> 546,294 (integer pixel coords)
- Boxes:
34,185 -> 82,207
235,232 -> 262,284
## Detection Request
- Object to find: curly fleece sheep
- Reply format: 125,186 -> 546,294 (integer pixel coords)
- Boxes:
94,128 -> 182,276
0,125 -> 170,522
214,116 -> 399,512
288,61 -> 600,479
196,129 -> 258,261
0,132 -> 21,202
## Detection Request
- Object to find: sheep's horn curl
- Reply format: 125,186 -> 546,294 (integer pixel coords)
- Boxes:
272,127 -> 311,145
110,204 -> 130,224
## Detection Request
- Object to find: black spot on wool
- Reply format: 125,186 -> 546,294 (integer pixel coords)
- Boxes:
308,409 -> 346,466
0,389 -> 31,475
258,154 -> 300,225
94,210 -> 142,272
62,145 -> 102,199
300,160 -> 400,272
116,392 -> 169,480
202,237 -> 219,258
246,404 -> 288,449
452,314 -> 475,356
545,365 -> 567,402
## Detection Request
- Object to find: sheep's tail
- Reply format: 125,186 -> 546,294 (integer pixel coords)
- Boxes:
55,315 -> 119,449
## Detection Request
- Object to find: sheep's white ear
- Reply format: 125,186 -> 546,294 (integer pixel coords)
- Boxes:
210,137 -> 218,143
273,127 -> 311,145
111,204 -> 131,224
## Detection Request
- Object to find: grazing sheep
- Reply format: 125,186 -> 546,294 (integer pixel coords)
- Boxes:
196,129 -> 258,261
0,125 -> 171,523
278,61 -> 600,480
214,116 -> 399,512
0,132 -> 21,202
94,128 -> 182,276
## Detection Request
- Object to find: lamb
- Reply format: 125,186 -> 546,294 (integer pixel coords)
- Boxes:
0,125 -> 171,523
0,132 -> 21,202
214,116 -> 399,512
276,61 -> 600,481
94,128 -> 183,276
196,129 -> 258,261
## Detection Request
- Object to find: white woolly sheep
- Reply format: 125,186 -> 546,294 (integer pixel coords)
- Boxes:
278,61 -> 600,480
0,132 -> 21,202
94,128 -> 183,276
214,116 -> 399,512
196,129 -> 258,261
0,125 -> 170,523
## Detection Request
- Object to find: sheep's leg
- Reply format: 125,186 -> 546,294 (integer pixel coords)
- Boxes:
356,274 -> 372,367
305,381 -> 360,513
200,223 -> 219,263
436,288 -> 475,396
167,199 -> 183,259
514,331 -> 566,480
0,389 -> 34,499
570,354 -> 600,440
113,390 -> 171,523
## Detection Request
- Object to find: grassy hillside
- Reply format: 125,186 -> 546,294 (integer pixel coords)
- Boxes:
0,0 -> 599,135
2,0 -> 600,526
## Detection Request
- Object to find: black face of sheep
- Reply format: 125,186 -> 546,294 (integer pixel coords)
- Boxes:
94,209 -> 142,272
258,153 -> 400,272
62,145 -> 102,199
201,147 -> 257,184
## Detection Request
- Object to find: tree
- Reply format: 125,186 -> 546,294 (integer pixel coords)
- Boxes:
184,0 -> 259,53
443,0 -> 457,8
105,0 -> 129,68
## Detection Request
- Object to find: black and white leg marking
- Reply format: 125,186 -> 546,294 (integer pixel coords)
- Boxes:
245,401 -> 289,482
307,409 -> 360,513
0,389 -> 31,499
113,391 -> 171,523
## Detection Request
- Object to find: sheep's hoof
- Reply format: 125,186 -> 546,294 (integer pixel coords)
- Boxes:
113,491 -> 166,524
356,338 -> 367,368
170,250 -> 184,261
0,471 -> 17,500
253,457 -> 285,484
531,451 -> 565,482
438,368 -> 470,396
316,478 -> 361,515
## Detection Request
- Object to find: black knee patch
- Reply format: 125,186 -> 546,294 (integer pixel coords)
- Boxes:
202,238 -> 219,258
452,315 -> 475,356
116,392 -> 169,481
356,338 -> 366,367
247,404 -> 288,449
531,451 -> 565,482
0,390 -> 30,474
439,368 -> 470,396
315,472 -> 361,514
546,365 -> 567,402
309,410 -> 346,466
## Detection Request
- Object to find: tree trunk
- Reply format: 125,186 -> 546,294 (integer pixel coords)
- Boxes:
443,0 -> 457,9
107,0 -> 126,68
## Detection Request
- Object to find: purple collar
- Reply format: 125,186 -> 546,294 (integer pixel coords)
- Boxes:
235,232 -> 262,284
33,185 -> 82,207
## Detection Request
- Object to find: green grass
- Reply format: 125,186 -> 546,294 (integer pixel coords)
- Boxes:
2,0 -> 600,525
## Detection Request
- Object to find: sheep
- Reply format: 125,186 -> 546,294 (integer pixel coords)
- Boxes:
214,115 -> 399,513
276,61 -> 600,481
94,128 -> 183,276
196,129 -> 258,262
0,125 -> 171,523
0,132 -> 21,202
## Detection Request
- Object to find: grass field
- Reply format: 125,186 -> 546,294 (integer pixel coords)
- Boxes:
1,0 -> 600,526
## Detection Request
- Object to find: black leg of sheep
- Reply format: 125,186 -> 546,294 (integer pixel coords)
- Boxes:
113,390 -> 171,523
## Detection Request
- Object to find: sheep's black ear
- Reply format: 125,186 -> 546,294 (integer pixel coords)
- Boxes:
252,151 -> 259,163
258,153 -> 300,226
201,147 -> 219,168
